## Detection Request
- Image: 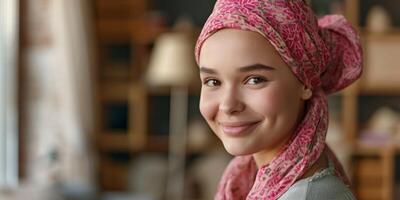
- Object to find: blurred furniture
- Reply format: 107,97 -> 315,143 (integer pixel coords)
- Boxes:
145,32 -> 197,200
92,1 -> 204,198
311,0 -> 400,199
93,0 -> 163,191
101,193 -> 153,200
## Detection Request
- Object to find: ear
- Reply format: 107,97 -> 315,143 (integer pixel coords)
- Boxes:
301,86 -> 312,100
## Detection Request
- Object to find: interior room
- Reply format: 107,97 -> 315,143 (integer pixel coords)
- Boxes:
0,0 -> 400,199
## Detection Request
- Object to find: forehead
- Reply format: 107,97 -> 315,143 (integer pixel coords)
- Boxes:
199,29 -> 285,70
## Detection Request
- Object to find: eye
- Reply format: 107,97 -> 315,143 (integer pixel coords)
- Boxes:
245,76 -> 267,85
203,79 -> 221,87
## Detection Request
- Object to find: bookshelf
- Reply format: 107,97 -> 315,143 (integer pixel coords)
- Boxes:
93,0 -> 165,190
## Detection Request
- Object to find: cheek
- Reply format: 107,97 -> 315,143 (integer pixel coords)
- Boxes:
247,84 -> 301,118
248,87 -> 286,114
260,85 -> 303,129
199,90 -> 218,121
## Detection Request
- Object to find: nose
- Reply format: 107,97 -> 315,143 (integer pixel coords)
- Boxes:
219,86 -> 244,114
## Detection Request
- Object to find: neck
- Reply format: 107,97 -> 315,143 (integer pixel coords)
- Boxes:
252,137 -> 289,168
252,150 -> 277,168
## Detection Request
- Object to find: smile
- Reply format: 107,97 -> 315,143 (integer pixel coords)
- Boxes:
219,121 -> 260,136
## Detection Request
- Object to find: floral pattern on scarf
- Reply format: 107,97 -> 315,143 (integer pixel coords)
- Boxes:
194,0 -> 363,199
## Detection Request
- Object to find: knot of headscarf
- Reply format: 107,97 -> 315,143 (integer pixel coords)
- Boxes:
194,0 -> 363,199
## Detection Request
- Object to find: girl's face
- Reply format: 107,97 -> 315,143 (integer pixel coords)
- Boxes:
198,29 -> 311,162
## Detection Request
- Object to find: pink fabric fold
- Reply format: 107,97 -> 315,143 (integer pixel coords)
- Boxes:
194,0 -> 363,199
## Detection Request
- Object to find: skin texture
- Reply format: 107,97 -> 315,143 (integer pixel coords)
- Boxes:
198,29 -> 312,168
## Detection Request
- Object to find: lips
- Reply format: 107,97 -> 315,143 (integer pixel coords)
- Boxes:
219,121 -> 260,136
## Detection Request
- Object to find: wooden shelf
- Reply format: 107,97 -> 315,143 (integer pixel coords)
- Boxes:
95,0 -> 148,19
99,156 -> 130,191
97,133 -> 131,151
352,143 -> 398,200
100,82 -> 130,101
360,85 -> 400,95
361,32 -> 400,93
353,145 -> 385,157
94,0 -> 153,190
145,135 -> 169,152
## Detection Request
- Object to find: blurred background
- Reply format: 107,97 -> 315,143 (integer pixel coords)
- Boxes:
0,0 -> 400,200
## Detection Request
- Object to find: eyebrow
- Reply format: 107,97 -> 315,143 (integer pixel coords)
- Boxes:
239,64 -> 275,72
199,63 -> 275,74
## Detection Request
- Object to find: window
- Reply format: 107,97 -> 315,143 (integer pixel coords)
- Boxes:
0,0 -> 19,187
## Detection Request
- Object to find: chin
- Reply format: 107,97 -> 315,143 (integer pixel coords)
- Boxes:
222,141 -> 255,156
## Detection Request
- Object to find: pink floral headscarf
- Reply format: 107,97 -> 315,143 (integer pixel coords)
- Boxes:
194,0 -> 363,199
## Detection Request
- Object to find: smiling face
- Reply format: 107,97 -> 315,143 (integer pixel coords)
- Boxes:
198,29 -> 312,165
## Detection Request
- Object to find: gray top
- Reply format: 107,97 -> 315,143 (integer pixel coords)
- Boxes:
279,161 -> 356,200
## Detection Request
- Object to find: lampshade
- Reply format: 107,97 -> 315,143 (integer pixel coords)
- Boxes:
146,32 -> 197,86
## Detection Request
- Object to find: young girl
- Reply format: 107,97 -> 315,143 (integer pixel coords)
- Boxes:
194,0 -> 362,199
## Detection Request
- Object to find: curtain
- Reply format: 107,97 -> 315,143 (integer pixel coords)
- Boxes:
23,0 -> 96,194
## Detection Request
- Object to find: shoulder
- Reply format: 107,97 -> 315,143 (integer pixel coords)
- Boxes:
279,169 -> 356,200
